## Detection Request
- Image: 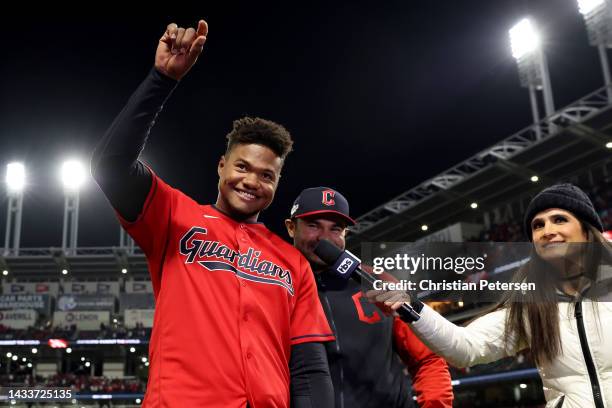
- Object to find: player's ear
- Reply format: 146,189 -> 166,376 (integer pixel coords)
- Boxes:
217,155 -> 226,177
285,218 -> 296,238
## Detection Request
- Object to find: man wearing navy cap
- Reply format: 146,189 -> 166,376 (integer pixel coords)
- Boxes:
285,187 -> 454,408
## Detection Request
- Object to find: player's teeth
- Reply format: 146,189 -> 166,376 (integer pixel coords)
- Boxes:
238,190 -> 255,199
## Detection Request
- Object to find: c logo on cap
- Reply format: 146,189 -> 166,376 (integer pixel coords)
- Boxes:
322,190 -> 335,206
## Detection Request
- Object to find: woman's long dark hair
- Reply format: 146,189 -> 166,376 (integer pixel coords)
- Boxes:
499,224 -> 611,366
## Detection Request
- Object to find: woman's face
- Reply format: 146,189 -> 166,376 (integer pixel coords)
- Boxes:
531,208 -> 588,262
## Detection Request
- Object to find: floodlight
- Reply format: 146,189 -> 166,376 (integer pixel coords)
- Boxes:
578,0 -> 605,15
6,163 -> 25,194
61,160 -> 86,191
509,18 -> 539,59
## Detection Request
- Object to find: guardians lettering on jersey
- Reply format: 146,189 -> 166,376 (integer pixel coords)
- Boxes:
180,227 -> 294,295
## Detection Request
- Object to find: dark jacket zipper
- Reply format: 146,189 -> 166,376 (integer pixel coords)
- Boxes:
575,301 -> 605,408
318,279 -> 344,408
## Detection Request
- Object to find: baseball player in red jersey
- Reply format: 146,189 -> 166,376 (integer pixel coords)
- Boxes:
91,20 -> 335,407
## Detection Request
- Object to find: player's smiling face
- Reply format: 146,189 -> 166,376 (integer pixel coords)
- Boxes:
216,143 -> 282,222
286,214 -> 348,272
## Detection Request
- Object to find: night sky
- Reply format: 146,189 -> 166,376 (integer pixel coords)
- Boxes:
0,2 -> 607,247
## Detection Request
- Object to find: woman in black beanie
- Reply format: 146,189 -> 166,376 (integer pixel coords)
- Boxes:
369,183 -> 612,408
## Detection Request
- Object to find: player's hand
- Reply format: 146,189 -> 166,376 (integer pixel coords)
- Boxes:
365,288 -> 411,315
155,20 -> 208,81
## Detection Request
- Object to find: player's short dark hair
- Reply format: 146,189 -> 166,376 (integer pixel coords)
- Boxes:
225,116 -> 294,161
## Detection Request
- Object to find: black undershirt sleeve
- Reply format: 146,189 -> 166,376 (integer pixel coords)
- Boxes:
289,342 -> 334,408
91,68 -> 178,222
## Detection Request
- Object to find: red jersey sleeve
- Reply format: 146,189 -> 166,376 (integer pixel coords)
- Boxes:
393,317 -> 454,408
289,254 -> 335,345
117,172 -> 175,298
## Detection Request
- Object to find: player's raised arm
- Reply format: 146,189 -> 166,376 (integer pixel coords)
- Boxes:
91,20 -> 208,221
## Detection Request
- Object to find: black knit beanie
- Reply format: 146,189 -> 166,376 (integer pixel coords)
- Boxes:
523,183 -> 603,240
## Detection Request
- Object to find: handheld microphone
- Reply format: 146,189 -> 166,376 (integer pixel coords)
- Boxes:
314,239 -> 421,323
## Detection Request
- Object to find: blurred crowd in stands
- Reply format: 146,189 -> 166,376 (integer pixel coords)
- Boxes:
472,184 -> 612,242
1,373 -> 145,393
0,321 -> 150,341
448,351 -> 533,379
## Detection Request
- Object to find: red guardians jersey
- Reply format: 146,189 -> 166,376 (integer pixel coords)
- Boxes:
119,173 -> 334,408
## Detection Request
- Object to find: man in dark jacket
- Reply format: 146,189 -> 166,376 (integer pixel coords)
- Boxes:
285,187 -> 454,408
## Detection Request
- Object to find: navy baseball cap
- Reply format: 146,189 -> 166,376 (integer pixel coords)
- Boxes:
290,187 -> 356,226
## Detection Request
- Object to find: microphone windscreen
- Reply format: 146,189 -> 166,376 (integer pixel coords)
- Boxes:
314,239 -> 343,265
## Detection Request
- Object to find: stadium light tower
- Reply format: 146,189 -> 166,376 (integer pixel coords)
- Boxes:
61,160 -> 86,255
120,228 -> 135,255
577,0 -> 612,101
4,163 -> 25,256
509,18 -> 555,139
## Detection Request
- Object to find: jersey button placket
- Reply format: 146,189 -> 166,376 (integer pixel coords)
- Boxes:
236,224 -> 250,251
236,223 -> 255,387
237,281 -> 254,402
